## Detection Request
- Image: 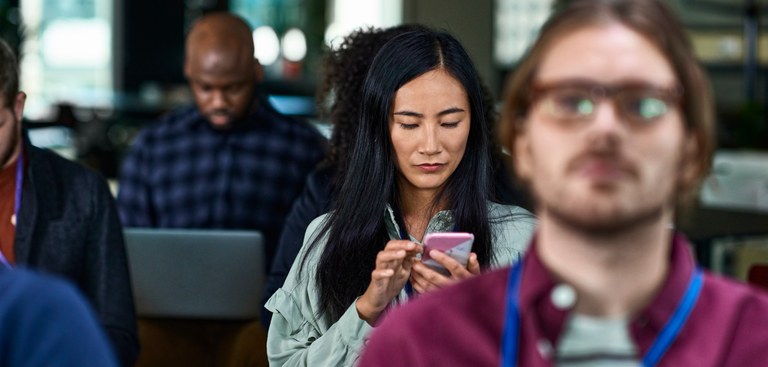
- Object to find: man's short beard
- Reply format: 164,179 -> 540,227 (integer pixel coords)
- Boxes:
545,200 -> 666,239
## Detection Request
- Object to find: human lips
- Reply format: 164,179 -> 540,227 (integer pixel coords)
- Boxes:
207,111 -> 233,127
415,163 -> 445,173
571,156 -> 634,182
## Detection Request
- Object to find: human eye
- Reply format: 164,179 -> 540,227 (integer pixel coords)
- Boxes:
227,82 -> 249,93
623,93 -> 669,122
195,83 -> 213,93
441,121 -> 460,128
398,122 -> 419,130
546,89 -> 594,119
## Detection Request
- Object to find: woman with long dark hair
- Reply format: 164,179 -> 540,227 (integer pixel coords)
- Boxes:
260,24 -> 429,327
266,28 -> 535,366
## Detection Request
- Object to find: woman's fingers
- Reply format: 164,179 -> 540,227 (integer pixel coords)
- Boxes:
409,250 -> 482,294
371,268 -> 395,280
410,262 -> 448,293
377,249 -> 407,264
466,253 -> 480,275
376,240 -> 422,271
357,241 -> 422,325
410,269 -> 439,294
410,274 -> 428,294
427,250 -> 473,279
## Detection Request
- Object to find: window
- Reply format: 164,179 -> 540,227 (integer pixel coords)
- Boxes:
20,0 -> 112,120
495,0 -> 552,66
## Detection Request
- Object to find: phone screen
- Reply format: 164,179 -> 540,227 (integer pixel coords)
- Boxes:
422,232 -> 474,275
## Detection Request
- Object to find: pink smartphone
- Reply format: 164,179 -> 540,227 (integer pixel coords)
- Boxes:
422,232 -> 475,275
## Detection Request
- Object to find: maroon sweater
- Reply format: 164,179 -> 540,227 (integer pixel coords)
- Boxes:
359,233 -> 768,366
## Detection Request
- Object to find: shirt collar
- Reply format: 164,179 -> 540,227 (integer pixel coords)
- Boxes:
519,231 -> 698,351
383,204 -> 455,243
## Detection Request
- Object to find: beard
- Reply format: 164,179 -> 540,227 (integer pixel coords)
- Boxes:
531,144 -> 679,237
544,195 -> 666,238
532,176 -> 674,238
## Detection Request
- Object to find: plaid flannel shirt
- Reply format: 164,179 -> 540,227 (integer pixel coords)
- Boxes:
117,99 -> 326,266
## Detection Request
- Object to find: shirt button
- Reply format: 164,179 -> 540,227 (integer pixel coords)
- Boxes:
537,338 -> 553,358
550,284 -> 577,310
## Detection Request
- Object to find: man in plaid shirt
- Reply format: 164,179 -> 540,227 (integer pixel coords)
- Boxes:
117,12 -> 326,270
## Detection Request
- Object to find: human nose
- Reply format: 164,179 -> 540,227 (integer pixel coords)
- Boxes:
584,99 -> 626,148
589,99 -> 625,132
210,90 -> 229,109
418,124 -> 441,155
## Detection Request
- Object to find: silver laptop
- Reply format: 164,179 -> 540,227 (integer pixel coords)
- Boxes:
123,228 -> 265,320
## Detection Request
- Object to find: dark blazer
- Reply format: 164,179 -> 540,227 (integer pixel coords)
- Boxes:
14,144 -> 139,367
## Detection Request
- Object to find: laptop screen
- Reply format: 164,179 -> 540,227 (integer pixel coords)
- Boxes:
123,228 -> 265,320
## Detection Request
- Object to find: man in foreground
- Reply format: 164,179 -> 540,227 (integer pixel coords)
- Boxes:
358,1 -> 768,365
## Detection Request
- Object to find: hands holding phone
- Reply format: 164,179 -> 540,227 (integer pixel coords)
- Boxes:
411,232 -> 480,294
356,239 -> 422,325
355,233 -> 479,324
410,249 -> 480,294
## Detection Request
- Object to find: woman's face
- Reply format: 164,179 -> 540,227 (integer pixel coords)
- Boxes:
389,69 -> 471,199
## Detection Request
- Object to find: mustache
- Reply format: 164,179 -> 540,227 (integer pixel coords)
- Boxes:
566,149 -> 638,178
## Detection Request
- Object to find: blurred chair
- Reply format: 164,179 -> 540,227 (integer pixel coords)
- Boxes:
747,264 -> 768,291
710,235 -> 768,292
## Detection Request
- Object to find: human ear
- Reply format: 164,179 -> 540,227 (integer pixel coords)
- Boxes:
512,120 -> 533,182
13,92 -> 25,122
676,134 -> 701,194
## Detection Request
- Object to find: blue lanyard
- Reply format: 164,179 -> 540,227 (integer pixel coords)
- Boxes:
500,260 -> 704,367
398,218 -> 458,297
0,151 -> 23,268
399,226 -> 414,297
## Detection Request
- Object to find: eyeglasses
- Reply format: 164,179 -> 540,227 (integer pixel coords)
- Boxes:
529,81 -> 683,126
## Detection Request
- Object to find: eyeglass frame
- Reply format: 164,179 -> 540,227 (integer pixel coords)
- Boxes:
527,80 -> 685,126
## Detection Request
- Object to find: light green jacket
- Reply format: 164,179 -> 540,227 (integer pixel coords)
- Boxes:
265,202 -> 536,367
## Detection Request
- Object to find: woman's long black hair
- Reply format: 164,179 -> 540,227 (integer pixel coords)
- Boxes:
316,24 -> 429,190
301,28 -> 496,322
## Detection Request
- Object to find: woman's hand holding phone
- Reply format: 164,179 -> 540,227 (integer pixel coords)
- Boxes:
356,239 -> 422,325
410,250 -> 480,294
410,232 -> 480,294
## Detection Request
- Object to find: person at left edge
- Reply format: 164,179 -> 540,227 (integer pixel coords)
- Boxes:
116,12 -> 327,269
0,38 -> 138,366
0,267 -> 119,367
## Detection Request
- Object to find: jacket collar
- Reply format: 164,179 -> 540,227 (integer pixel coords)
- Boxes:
14,145 -> 61,262
383,204 -> 455,242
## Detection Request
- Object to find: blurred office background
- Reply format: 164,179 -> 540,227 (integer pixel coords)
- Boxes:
2,0 -> 768,280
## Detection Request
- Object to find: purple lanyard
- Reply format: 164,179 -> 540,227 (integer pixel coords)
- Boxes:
0,151 -> 23,268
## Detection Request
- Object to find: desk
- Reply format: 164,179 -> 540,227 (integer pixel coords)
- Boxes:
136,318 -> 267,367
